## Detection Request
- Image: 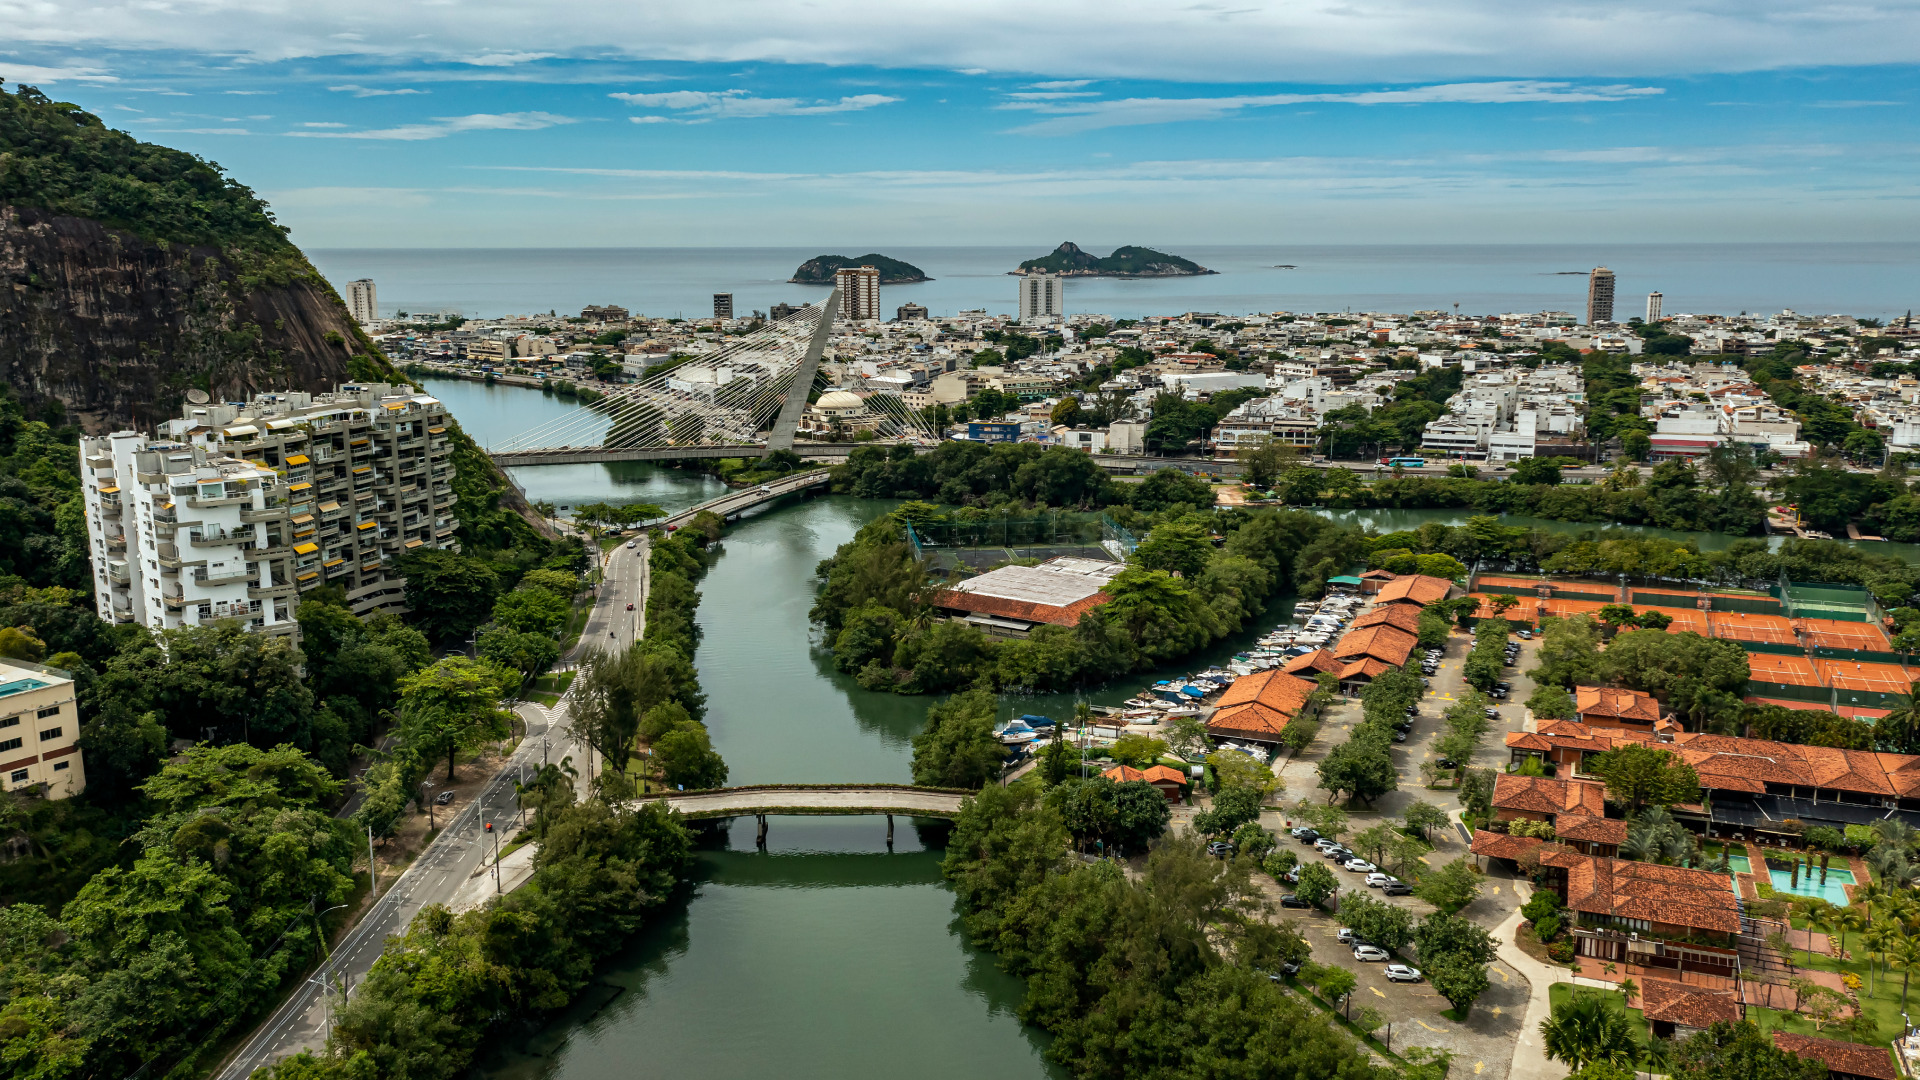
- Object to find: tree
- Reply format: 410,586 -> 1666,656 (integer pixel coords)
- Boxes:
1429,953 -> 1492,1016
1208,749 -> 1279,795
1317,734 -> 1397,807
1295,860 -> 1338,907
1526,683 -> 1577,721
1108,732 -> 1166,767
1541,990 -> 1640,1070
1413,858 -> 1482,913
1670,1021 -> 1827,1080
1415,911 -> 1497,966
1194,784 -> 1265,835
1047,776 -> 1171,851
1587,743 -> 1701,814
1313,962 -> 1356,1005
1132,522 -> 1212,578
394,550 -> 501,642
1402,800 -> 1450,841
654,720 -> 728,790
1510,457 -> 1566,486
1339,890 -> 1415,951
1243,438 -> 1299,489
397,657 -> 514,782
910,687 -> 1004,789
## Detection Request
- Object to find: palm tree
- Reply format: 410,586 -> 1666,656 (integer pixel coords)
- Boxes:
1540,991 -> 1640,1070
1863,924 -> 1897,995
1887,934 -> 1920,1010
1834,906 -> 1868,963
1857,879 -> 1899,923
1789,899 -> 1833,965
1619,978 -> 1640,1007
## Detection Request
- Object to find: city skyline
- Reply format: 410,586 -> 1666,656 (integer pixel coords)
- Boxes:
4,3 -> 1915,248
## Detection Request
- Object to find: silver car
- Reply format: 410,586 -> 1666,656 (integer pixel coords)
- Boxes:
1385,964 -> 1423,982
1353,945 -> 1390,962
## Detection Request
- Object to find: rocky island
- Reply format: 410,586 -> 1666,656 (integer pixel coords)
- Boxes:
1013,241 -> 1215,277
788,253 -> 930,284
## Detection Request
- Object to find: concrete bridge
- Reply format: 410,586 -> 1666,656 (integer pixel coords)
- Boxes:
663,468 -> 836,528
489,441 -> 894,468
644,784 -> 972,844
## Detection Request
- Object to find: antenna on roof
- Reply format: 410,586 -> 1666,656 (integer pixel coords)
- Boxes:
186,389 -> 210,405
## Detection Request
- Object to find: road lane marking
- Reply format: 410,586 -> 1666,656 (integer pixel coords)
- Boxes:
1474,1063 -> 1485,1074
1416,1019 -> 1444,1032
1371,986 -> 1386,997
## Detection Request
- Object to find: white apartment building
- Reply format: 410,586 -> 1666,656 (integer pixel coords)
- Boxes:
1018,272 -> 1065,326
0,659 -> 84,799
347,279 -> 378,325
1647,292 -> 1663,323
835,266 -> 881,322
81,383 -> 461,637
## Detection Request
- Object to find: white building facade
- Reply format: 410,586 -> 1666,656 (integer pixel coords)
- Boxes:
1018,273 -> 1065,326
835,266 -> 881,322
347,279 -> 378,325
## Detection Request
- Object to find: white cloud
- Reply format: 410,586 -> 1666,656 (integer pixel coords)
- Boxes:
223,89 -> 274,95
1809,99 -> 1904,108
0,63 -> 116,84
287,111 -> 577,140
1001,80 -> 1666,133
460,52 -> 555,67
301,121 -> 349,127
608,89 -> 900,118
1028,80 -> 1092,90
327,84 -> 426,97
629,116 -> 674,123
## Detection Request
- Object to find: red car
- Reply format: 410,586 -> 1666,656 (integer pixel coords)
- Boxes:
626,603 -> 635,610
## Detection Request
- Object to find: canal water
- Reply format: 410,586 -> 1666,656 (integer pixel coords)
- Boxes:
426,376 -> 1906,1078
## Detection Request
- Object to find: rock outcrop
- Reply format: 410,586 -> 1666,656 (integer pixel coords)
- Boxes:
0,204 -> 365,432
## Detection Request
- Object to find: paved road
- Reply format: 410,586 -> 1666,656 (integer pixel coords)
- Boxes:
646,785 -> 967,818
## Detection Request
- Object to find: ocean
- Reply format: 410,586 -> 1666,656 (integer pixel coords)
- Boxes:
307,244 -> 1918,324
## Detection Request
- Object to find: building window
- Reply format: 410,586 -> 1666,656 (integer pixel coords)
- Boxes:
0,738 -> 20,753
37,706 -> 60,719
39,728 -> 61,742
53,761 -> 68,771
8,770 -> 26,784
0,716 -> 15,729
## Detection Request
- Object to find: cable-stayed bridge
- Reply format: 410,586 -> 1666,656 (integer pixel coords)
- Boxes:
487,289 -> 939,467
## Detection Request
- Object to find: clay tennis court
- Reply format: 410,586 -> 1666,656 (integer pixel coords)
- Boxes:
1796,618 -> 1894,652
1540,597 -> 1611,619
1816,660 -> 1914,695
1474,575 -> 1544,593
1634,590 -> 1702,609
1655,608 -> 1710,635
1707,611 -> 1800,645
1469,593 -> 1543,620
1746,653 -> 1824,687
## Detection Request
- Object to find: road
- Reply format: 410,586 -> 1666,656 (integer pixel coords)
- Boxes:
646,785 -> 967,818
216,537 -> 647,1078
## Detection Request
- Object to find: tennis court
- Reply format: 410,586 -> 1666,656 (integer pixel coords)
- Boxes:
1744,696 -> 1835,713
1707,611 -> 1800,646
1816,660 -> 1914,695
1656,608 -> 1710,635
1541,598 -> 1610,619
1747,653 -> 1824,686
1468,594 -> 1542,620
1797,618 -> 1893,652
1633,589 -> 1702,610
1475,575 -> 1544,593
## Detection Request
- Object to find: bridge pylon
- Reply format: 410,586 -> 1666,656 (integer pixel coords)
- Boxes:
766,286 -> 839,453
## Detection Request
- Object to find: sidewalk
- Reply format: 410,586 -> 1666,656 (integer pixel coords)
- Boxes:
449,840 -> 540,912
1493,882 -> 1567,1080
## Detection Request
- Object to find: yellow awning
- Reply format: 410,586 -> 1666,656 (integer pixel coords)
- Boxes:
290,513 -> 314,524
288,481 -> 312,492
358,521 -> 377,531
297,571 -> 319,582
318,501 -> 341,512
428,426 -> 446,434
385,402 -> 406,411
285,454 -> 309,465
353,466 -> 371,475
324,558 -> 346,568
404,539 -> 426,549
293,542 -> 319,555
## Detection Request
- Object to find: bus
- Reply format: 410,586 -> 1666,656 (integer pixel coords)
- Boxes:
1378,456 -> 1426,468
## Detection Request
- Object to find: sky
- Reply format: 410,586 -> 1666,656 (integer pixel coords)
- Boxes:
5,0 -> 1918,248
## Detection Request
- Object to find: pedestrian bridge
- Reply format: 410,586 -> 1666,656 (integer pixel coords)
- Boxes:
644,784 -> 971,820
662,469 -> 835,528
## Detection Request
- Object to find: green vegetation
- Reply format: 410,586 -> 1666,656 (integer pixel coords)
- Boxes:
813,500 -> 1368,694
1015,241 -> 1211,276
788,252 -> 929,284
1525,614 -> 1763,738
941,782 -> 1447,1080
259,796 -> 693,1080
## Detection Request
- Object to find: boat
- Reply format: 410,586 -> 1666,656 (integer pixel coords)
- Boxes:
994,719 -> 1040,745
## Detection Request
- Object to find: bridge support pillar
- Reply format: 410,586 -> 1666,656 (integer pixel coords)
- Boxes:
756,814 -> 767,848
886,813 -> 894,848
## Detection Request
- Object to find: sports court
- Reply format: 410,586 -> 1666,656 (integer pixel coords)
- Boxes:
1746,653 -> 1824,688
1816,659 -> 1913,696
1475,575 -> 1544,593
1707,611 -> 1800,646
1655,608 -> 1710,635
1469,593 -> 1543,620
1540,597 -> 1612,620
1796,618 -> 1893,652
1634,589 -> 1703,610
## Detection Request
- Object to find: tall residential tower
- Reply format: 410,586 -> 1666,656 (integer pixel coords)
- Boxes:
347,279 -> 378,325
1018,273 -> 1065,326
1586,267 -> 1616,326
834,266 -> 881,322
1646,291 -> 1663,323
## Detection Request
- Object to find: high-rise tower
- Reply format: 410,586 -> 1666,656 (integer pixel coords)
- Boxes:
834,266 -> 880,322
1586,267 -> 1616,326
347,279 -> 378,325
1018,273 -> 1065,325
1646,291 -> 1663,323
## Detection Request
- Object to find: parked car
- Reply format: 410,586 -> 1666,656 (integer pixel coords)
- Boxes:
1314,837 -> 1342,851
1405,704 -> 1419,715
1489,688 -> 1509,699
1353,945 -> 1390,962
1343,859 -> 1377,873
1280,894 -> 1311,909
1384,964 -> 1423,982
1366,872 -> 1399,888
1323,847 -> 1353,862
1392,730 -> 1408,742
1393,719 -> 1414,732
1207,841 -> 1235,858
1292,827 -> 1320,842
1279,960 -> 1303,976
1337,928 -> 1367,945
1494,681 -> 1513,691
1383,882 -> 1414,896
434,790 -> 455,805
1484,707 -> 1500,719
1516,630 -> 1533,639
1437,757 -> 1459,769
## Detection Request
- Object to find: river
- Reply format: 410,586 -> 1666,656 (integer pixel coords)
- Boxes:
426,375 -> 1895,1078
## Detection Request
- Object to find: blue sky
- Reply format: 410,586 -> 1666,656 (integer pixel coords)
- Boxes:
6,0 -> 1917,247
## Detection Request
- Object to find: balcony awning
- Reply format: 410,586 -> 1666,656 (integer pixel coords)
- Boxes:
293,542 -> 319,555
358,521 -> 377,531
290,513 -> 314,524
222,425 -> 259,437
285,454 -> 309,465
318,501 -> 341,512
288,481 -> 312,492
97,485 -> 119,494
404,539 -> 426,549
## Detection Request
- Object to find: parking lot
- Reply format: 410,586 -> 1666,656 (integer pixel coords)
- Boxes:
1257,607 -> 1549,1078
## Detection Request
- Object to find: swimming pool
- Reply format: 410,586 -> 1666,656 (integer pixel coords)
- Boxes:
1767,863 -> 1855,904
1727,854 -> 1752,875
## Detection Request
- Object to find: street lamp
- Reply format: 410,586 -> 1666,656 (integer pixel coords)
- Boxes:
421,779 -> 438,830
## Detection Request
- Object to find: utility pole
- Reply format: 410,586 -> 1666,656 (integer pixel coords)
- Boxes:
367,826 -> 378,899
487,821 -> 501,893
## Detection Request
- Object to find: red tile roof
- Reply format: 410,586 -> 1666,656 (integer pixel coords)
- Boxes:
931,588 -> 1109,627
1337,657 -> 1397,681
1103,764 -> 1189,786
1375,575 -> 1455,606
1208,669 -> 1309,740
1771,1033 -> 1899,1080
1575,685 -> 1661,725
1555,814 -> 1628,844
1332,624 -> 1419,667
1469,831 -> 1549,861
1282,649 -> 1343,680
1639,980 -> 1741,1028
1492,773 -> 1608,817
1560,855 -> 1742,934
1352,604 -> 1422,634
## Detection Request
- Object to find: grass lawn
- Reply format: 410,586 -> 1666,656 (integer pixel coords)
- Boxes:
527,670 -> 576,707
1548,984 -> 1653,1058
1750,929 -> 1905,1046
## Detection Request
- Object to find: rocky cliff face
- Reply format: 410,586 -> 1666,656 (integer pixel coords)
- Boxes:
0,204 -> 365,432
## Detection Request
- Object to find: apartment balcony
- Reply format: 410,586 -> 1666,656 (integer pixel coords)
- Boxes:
187,493 -> 252,510
107,560 -> 130,584
157,544 -> 184,570
193,566 -> 255,586
248,581 -> 299,601
161,584 -> 186,609
104,530 -> 126,552
240,505 -> 287,524
188,525 -> 257,548
323,558 -> 352,579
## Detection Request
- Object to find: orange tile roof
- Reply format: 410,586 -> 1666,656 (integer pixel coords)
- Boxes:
1209,669 -> 1309,740
1337,657 -> 1396,681
1103,764 -> 1184,785
1470,831 -> 1549,861
1493,773 -> 1608,817
1375,574 -> 1454,606
1141,764 -> 1188,786
1639,980 -> 1741,1028
1352,604 -> 1422,633
1561,855 -> 1742,934
1555,814 -> 1628,844
1771,1033 -> 1899,1080
1282,649 -> 1343,680
1332,624 -> 1419,667
1575,685 -> 1661,724
932,588 -> 1109,627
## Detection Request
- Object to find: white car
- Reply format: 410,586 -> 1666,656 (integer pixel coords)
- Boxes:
1365,872 -> 1399,888
1314,838 -> 1343,851
1353,945 -> 1390,962
1384,964 -> 1423,982
1337,928 -> 1366,945
1343,859 -> 1377,873
625,540 -> 636,549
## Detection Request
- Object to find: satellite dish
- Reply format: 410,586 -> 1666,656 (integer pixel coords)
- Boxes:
186,389 -> 211,405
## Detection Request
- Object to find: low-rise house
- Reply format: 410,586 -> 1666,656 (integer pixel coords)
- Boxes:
1771,1033 -> 1899,1080
929,558 -> 1118,638
1102,763 -> 1189,802
1575,685 -> 1663,728
1638,980 -> 1741,1039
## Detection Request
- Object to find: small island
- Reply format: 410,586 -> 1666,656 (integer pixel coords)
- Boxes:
788,253 -> 931,284
1013,241 -> 1215,278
